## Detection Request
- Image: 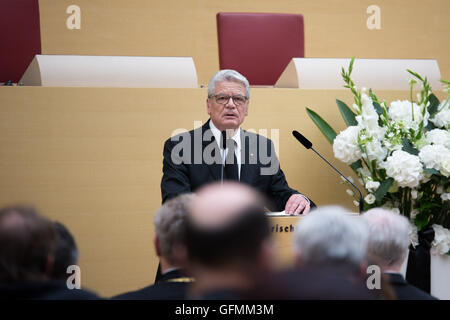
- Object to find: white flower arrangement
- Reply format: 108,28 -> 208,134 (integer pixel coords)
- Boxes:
307,58 -> 450,255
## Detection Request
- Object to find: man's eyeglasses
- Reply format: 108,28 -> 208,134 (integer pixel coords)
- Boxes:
209,94 -> 249,106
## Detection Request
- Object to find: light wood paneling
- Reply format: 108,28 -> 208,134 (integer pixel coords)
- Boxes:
38,0 -> 450,85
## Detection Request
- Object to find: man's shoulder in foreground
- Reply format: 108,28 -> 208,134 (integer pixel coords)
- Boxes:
387,273 -> 438,300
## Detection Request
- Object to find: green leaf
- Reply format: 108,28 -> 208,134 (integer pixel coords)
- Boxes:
402,138 -> 419,156
414,213 -> 429,231
407,69 -> 424,81
375,178 -> 394,202
427,94 -> 440,116
336,99 -> 357,126
306,108 -> 337,144
372,102 -> 383,115
424,168 -> 440,175
350,159 -> 362,171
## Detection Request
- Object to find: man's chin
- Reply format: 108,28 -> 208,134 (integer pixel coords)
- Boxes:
219,120 -> 240,130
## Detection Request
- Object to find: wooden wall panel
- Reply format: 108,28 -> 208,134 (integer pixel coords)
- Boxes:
38,0 -> 450,86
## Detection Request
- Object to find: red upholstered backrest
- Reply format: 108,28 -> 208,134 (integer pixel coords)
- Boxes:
217,12 -> 304,86
0,0 -> 41,83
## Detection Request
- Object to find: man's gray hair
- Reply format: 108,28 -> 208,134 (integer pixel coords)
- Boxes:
293,206 -> 369,267
207,69 -> 250,99
362,208 -> 410,267
154,193 -> 195,265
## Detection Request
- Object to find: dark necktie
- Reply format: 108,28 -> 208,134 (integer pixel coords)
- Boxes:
224,139 -> 239,181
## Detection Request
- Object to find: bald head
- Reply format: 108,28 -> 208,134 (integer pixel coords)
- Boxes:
189,182 -> 264,229
185,182 -> 269,268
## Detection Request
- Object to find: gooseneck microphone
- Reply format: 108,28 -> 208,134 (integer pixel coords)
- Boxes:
221,130 -> 226,184
292,130 -> 364,214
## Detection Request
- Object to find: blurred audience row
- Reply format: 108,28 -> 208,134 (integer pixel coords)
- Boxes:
0,182 -> 437,300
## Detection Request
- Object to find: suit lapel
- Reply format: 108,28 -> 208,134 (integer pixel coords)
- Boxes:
239,129 -> 258,185
201,120 -> 222,181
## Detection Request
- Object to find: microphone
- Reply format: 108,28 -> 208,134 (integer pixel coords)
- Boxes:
221,130 -> 226,184
292,130 -> 364,214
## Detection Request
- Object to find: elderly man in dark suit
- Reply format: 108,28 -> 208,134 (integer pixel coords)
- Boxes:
363,208 -> 437,300
161,69 -> 313,214
113,194 -> 194,300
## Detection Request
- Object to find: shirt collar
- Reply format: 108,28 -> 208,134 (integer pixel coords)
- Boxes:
209,120 -> 241,150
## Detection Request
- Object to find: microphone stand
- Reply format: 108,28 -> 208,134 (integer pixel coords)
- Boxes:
309,146 -> 364,214
221,131 -> 226,185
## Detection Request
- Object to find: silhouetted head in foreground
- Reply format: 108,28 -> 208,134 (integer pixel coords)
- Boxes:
0,206 -> 57,283
185,182 -> 273,299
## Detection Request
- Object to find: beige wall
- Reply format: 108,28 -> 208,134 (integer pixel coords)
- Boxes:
1,87 -> 444,296
38,0 -> 450,86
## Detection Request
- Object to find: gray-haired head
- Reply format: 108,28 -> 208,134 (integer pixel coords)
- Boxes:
293,206 -> 368,268
362,208 -> 410,268
154,193 -> 195,265
207,69 -> 250,99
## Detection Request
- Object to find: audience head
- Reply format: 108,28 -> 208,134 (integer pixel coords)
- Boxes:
51,221 -> 79,280
362,207 -> 410,271
0,205 -> 57,283
293,206 -> 369,271
154,193 -> 195,268
186,182 -> 272,273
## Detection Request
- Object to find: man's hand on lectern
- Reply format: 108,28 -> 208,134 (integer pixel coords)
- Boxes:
285,194 -> 310,215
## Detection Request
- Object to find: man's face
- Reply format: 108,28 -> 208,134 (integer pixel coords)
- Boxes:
207,81 -> 249,131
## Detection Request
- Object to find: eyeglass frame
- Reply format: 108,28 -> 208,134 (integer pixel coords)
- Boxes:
208,94 -> 249,106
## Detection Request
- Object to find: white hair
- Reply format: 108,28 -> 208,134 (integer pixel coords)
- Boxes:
293,206 -> 369,267
207,69 -> 250,99
362,208 -> 410,267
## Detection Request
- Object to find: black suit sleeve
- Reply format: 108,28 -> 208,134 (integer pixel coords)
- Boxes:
161,137 -> 191,204
265,139 -> 314,211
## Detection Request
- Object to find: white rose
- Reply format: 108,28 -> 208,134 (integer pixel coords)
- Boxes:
431,224 -> 450,255
419,144 -> 450,176
365,180 -> 380,192
441,159 -> 450,177
364,194 -> 376,204
430,101 -> 450,129
425,129 -> 450,149
388,100 -> 429,130
385,150 -> 423,188
365,139 -> 388,163
441,193 -> 450,201
333,126 -> 361,164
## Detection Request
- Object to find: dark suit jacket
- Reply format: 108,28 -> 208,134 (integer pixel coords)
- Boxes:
161,120 -> 313,211
387,273 -> 438,300
0,280 -> 100,300
112,269 -> 190,300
